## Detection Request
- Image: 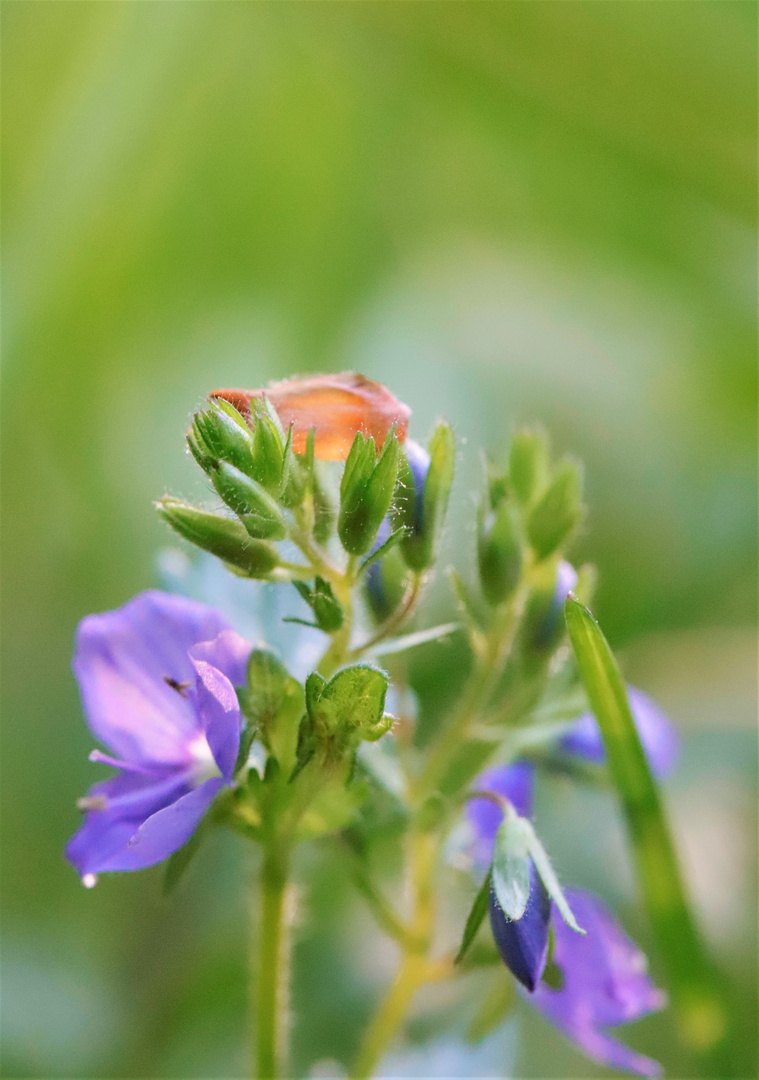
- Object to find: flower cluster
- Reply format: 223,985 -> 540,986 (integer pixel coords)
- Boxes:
65,373 -> 704,1079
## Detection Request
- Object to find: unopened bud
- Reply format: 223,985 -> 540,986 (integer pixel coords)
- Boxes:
158,497 -> 279,578
338,429 -> 400,555
397,423 -> 455,572
508,428 -> 550,507
193,400 -> 257,478
478,499 -> 522,606
527,458 -> 584,560
211,462 -> 286,540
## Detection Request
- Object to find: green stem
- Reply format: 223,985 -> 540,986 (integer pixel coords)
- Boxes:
256,840 -> 291,1080
346,572 -> 422,662
565,596 -> 734,1075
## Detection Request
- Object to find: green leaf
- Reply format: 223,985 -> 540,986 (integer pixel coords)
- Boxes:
521,818 -> 584,933
491,814 -> 531,921
293,576 -> 343,632
565,594 -> 731,1058
368,621 -> 461,659
455,868 -> 492,965
358,525 -> 406,575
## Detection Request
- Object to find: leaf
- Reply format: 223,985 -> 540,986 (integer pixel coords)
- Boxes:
491,815 -> 531,921
358,525 -> 406,575
368,621 -> 461,659
521,818 -> 584,934
309,665 -> 388,737
455,868 -> 492,965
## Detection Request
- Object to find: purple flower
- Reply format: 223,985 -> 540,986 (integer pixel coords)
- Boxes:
467,762 -> 534,868
468,765 -> 666,1076
561,686 -> 679,778
65,591 -> 251,886
532,890 -> 666,1078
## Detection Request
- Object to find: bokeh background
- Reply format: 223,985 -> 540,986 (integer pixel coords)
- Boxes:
1,3 -> 756,1077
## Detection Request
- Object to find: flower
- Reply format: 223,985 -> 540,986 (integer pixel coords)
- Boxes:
531,890 -> 666,1078
561,685 -> 679,778
469,763 -> 666,1077
65,591 -> 252,885
211,372 -> 411,461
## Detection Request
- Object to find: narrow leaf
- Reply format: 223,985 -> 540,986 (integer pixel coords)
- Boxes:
455,868 -> 492,965
521,819 -> 584,933
369,621 -> 461,658
358,526 -> 406,575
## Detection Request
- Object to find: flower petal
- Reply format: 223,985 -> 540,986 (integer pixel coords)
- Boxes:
74,591 -> 232,765
114,778 -> 225,870
560,686 -> 679,778
190,658 -> 241,781
489,861 -> 550,992
65,770 -> 192,879
189,629 -> 252,690
467,762 -> 534,867
530,889 -> 665,1077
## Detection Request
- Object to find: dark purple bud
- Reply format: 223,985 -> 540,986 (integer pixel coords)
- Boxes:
533,560 -> 578,648
489,861 -> 551,992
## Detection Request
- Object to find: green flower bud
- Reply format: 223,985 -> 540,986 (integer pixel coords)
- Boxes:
478,498 -> 523,606
397,422 -> 455,572
293,577 -> 344,633
338,429 -> 400,556
210,462 -> 286,540
193,399 -> 257,478
527,457 -> 584,560
157,497 -> 278,578
508,428 -> 550,507
241,649 -> 303,774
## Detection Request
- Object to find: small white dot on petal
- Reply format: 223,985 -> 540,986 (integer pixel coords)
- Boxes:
82,873 -> 98,889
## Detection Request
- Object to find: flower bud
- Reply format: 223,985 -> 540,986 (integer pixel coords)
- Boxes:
478,499 -> 523,606
157,497 -> 279,578
338,429 -> 401,556
527,458 -> 584,561
396,423 -> 455,572
508,428 -> 550,507
211,462 -> 286,540
249,398 -> 284,491
293,577 -> 344,633
523,560 -> 578,652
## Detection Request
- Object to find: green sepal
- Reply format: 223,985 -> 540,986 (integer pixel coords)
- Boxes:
508,428 -> 550,507
527,458 -> 584,560
249,396 -> 284,491
292,576 -> 344,633
491,813 -> 532,921
279,425 -> 306,507
339,429 -> 401,556
193,399 -> 257,478
400,421 -> 455,571
157,498 -> 279,578
241,648 -> 304,774
211,462 -> 286,540
477,499 -> 523,606
521,816 -> 584,934
455,868 -> 493,965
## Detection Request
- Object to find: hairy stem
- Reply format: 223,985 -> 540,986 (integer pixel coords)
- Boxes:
255,840 -> 291,1080
347,572 -> 423,662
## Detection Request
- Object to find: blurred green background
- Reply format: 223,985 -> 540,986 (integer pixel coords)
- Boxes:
1,3 -> 756,1077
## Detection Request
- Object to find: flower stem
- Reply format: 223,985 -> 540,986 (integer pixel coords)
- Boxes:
255,839 -> 291,1080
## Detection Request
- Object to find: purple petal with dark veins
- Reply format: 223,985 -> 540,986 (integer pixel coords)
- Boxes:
73,591 -> 232,766
467,762 -> 534,867
190,657 -> 241,782
489,861 -> 550,992
531,889 -> 666,1077
560,686 -> 679,778
189,630 -> 252,691
65,769 -> 193,879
